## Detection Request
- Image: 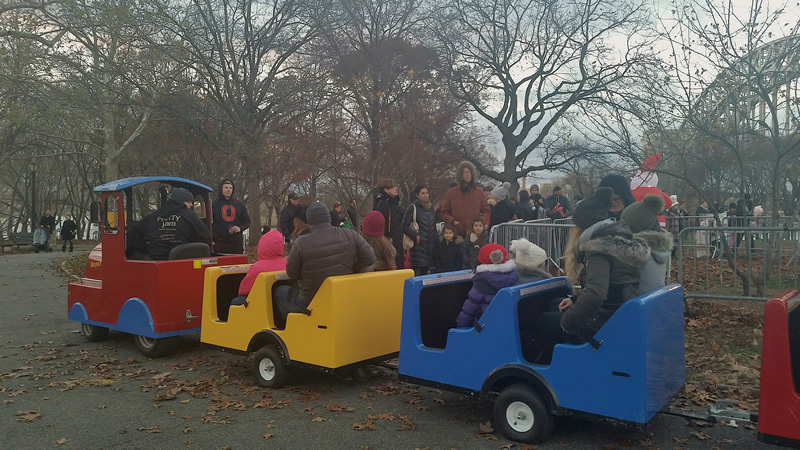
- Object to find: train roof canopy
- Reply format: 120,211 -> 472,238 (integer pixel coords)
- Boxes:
93,176 -> 213,193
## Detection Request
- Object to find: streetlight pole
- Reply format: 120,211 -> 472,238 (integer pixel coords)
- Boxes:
31,163 -> 37,230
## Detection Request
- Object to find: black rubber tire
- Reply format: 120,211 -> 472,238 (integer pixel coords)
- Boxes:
81,323 -> 109,342
253,346 -> 287,388
493,383 -> 554,444
135,335 -> 178,358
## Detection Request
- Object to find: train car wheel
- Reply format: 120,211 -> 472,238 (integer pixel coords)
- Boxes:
81,323 -> 109,342
494,383 -> 553,444
253,346 -> 286,388
135,335 -> 177,358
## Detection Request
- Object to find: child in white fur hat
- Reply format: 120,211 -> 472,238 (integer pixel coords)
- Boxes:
510,238 -> 551,284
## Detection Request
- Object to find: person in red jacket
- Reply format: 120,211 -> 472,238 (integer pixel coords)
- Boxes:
440,161 -> 491,238
231,229 -> 287,306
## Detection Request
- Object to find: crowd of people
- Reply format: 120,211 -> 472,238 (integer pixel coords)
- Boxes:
35,160 -> 761,358
32,160 -> 730,365
257,161 -> 682,362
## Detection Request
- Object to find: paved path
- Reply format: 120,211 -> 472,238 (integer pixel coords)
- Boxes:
0,248 -> 771,449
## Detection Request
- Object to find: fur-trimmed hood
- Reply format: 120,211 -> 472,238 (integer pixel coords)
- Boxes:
469,230 -> 487,243
579,233 -> 651,268
456,161 -> 479,185
634,230 -> 672,264
475,259 -> 516,273
517,266 -> 551,284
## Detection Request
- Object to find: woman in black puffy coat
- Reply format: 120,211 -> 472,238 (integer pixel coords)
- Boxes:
402,184 -> 439,276
374,178 -> 404,269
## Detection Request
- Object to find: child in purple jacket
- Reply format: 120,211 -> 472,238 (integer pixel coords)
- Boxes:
456,243 -> 519,328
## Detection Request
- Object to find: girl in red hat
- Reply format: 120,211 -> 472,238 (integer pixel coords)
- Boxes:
455,243 -> 518,328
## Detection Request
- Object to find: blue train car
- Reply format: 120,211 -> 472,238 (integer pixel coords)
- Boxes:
398,273 -> 685,443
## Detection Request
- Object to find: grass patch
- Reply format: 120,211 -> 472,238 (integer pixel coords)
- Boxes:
62,253 -> 89,278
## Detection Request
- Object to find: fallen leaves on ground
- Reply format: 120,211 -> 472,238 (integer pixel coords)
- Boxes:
15,410 -> 41,423
137,426 -> 161,433
55,438 -> 69,445
323,404 -> 355,412
679,300 -> 763,409
691,430 -> 711,441
397,415 -> 416,431
352,420 -> 376,430
368,412 -> 396,421
474,420 -> 499,440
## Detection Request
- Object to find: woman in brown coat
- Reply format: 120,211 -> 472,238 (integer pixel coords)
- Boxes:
440,161 -> 491,238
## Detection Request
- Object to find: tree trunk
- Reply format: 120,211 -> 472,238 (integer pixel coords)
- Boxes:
245,163 -> 262,245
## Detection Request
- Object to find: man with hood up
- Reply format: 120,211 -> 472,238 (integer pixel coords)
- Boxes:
212,179 -> 250,254
279,192 -> 301,246
129,187 -> 212,260
440,161 -> 491,238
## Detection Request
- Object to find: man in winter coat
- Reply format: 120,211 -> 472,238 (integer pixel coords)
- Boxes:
544,186 -> 573,220
279,192 -> 301,246
212,179 -> 250,254
285,202 -> 375,308
40,209 -> 55,241
129,187 -> 212,261
598,174 -> 636,220
440,161 -> 491,238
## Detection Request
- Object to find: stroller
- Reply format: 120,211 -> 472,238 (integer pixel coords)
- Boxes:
33,227 -> 52,253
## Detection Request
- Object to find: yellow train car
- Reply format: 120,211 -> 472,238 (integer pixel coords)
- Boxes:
200,266 -> 413,387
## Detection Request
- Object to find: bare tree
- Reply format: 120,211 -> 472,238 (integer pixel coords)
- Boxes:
588,0 -> 800,296
429,0 -> 656,191
153,0 -> 331,240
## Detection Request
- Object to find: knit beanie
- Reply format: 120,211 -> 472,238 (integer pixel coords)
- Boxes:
510,238 -> 547,269
491,182 -> 511,201
170,187 -> 194,204
362,211 -> 385,237
518,190 -> 530,202
669,194 -> 678,204
621,194 -> 665,233
572,187 -> 613,229
598,174 -> 636,207
478,243 -> 508,265
306,202 -> 331,226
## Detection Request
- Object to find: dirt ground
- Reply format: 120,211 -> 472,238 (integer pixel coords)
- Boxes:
677,299 -> 764,413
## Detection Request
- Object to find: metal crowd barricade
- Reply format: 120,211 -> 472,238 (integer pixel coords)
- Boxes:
489,220 -> 574,275
676,225 -> 800,301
